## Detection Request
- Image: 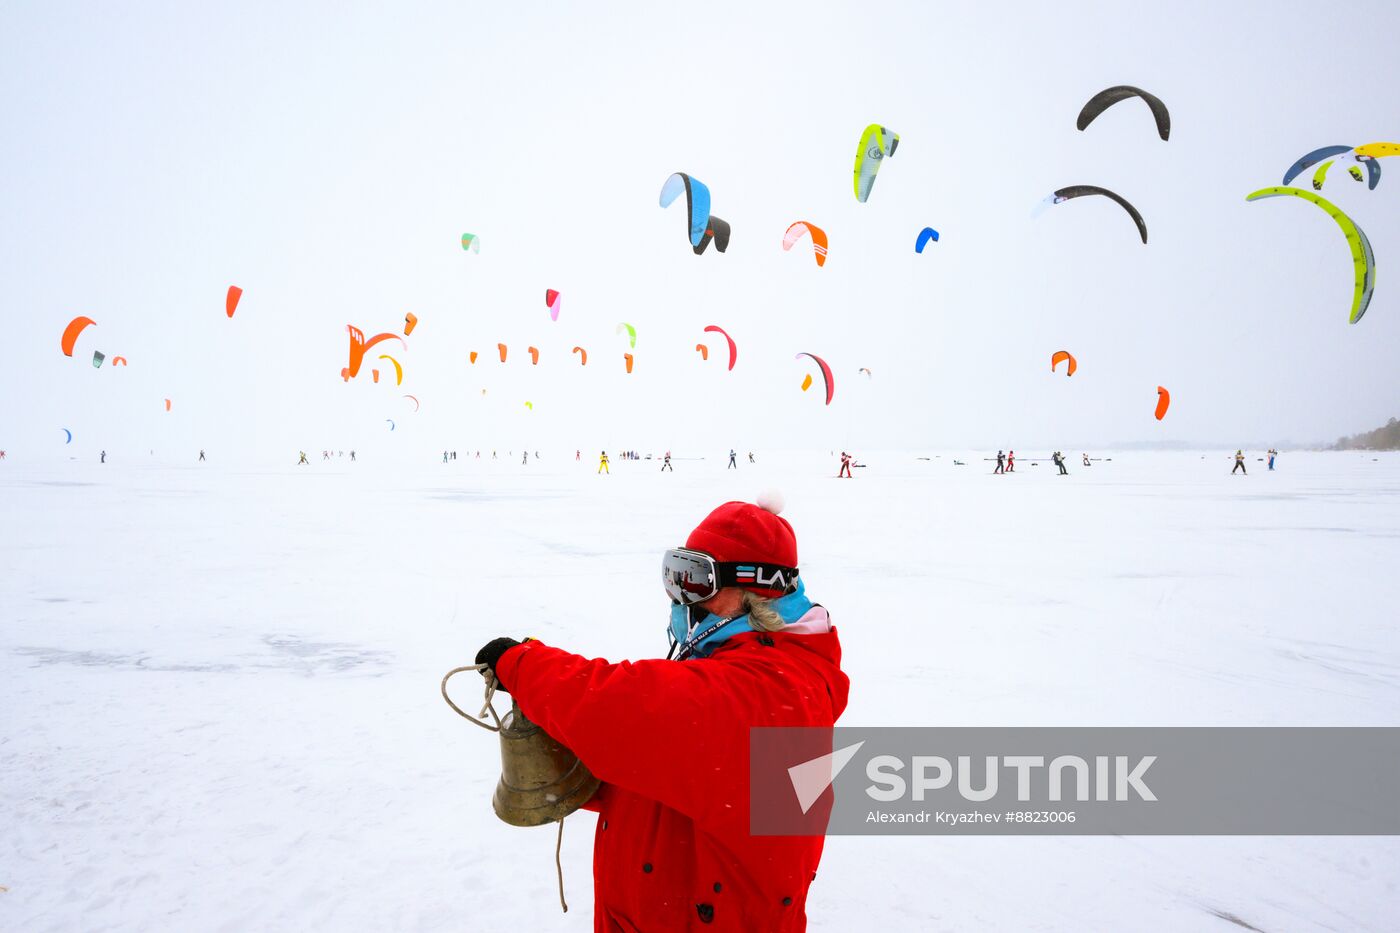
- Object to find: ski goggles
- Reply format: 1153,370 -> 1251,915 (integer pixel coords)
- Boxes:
661,547 -> 800,605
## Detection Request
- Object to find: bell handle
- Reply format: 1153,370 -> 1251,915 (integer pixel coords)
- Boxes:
441,664 -> 503,732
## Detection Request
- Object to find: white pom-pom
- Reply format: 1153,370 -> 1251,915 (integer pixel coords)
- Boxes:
756,488 -> 785,515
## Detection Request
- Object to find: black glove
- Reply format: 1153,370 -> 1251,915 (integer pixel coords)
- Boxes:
475,637 -> 522,692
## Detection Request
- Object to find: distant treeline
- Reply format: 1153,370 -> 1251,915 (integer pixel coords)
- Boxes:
1334,417 -> 1400,450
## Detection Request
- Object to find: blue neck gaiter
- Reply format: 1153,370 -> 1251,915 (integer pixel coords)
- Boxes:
668,579 -> 813,661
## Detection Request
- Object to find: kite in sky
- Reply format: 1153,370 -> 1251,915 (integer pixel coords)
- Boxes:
1076,86 -> 1171,140
854,124 -> 899,202
1245,186 -> 1374,324
795,352 -> 834,405
1035,185 -> 1148,244
1051,350 -> 1077,376
782,222 -> 828,267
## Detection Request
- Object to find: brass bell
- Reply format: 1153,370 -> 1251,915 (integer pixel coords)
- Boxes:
440,664 -> 601,827
492,700 -> 601,827
441,663 -> 600,913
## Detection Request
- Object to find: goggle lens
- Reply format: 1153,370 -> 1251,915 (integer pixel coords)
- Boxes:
662,549 -> 718,605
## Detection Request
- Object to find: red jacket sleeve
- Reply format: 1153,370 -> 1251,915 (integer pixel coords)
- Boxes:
494,639 -> 825,830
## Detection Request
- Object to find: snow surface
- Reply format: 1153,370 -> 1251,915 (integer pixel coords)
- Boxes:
3,450 -> 1398,931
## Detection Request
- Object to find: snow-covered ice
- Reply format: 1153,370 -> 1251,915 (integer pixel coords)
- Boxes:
3,450 -> 1398,931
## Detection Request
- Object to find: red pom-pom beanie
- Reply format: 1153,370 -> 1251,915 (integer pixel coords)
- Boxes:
685,497 -> 797,597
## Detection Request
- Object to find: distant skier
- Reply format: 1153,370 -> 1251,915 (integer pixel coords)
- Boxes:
994,450 -> 1005,474
1233,450 -> 1247,475
522,451 -> 528,465
838,451 -> 853,478
298,451 -> 309,465
748,452 -> 755,464
350,451 -> 356,462
1054,451 -> 1068,475
444,451 -> 450,463
100,450 -> 107,464
1267,449 -> 1277,471
1082,453 -> 1090,467
0,450 -> 6,460
1006,450 -> 1015,473
728,449 -> 738,469
661,451 -> 673,472
598,450 -> 610,474
576,449 -> 581,461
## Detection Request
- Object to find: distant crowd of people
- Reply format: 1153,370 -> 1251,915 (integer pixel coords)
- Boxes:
22,445 -> 1289,476
1233,449 -> 1280,474
991,450 -> 1078,474
977,448 -> 1283,476
296,450 -> 356,464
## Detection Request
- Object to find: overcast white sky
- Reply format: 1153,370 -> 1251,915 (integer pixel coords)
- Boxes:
3,0 -> 1398,460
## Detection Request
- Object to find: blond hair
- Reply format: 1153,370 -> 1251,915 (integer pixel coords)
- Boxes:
741,590 -> 786,633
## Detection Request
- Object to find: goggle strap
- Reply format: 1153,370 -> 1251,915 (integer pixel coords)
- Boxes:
715,562 -> 800,594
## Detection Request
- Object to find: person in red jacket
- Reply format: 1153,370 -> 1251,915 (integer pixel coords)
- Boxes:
475,496 -> 848,931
